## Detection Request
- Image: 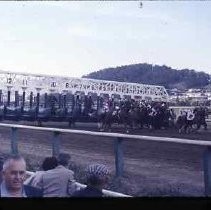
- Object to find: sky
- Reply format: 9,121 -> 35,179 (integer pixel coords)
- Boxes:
0,1 -> 210,78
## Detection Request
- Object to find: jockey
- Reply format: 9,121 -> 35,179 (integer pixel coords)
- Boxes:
181,110 -> 187,116
115,106 -> 120,110
149,107 -> 156,116
147,104 -> 151,109
104,105 -> 109,113
185,109 -> 195,133
187,110 -> 195,121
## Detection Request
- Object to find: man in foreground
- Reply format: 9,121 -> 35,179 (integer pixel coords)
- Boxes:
0,155 -> 42,197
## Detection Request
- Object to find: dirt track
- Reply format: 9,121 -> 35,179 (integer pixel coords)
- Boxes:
0,121 -> 210,196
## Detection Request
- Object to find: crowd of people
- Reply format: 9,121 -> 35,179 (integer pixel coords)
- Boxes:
0,154 -> 110,198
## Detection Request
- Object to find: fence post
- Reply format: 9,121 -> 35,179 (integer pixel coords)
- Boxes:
52,131 -> 60,157
114,137 -> 124,177
11,127 -> 18,155
203,147 -> 211,196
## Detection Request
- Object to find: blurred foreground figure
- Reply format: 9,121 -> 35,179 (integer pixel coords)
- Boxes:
72,163 -> 110,197
36,153 -> 77,197
0,157 -> 3,184
24,156 -> 58,189
0,155 -> 42,197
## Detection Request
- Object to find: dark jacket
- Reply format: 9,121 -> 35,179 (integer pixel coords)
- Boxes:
0,185 -> 43,197
72,186 -> 103,197
24,185 -> 43,197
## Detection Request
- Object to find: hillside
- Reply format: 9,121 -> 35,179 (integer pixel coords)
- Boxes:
82,63 -> 210,90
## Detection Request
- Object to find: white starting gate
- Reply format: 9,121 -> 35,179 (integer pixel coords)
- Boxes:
0,69 -> 169,102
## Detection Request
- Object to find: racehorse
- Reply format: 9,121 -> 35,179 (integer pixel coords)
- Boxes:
193,107 -> 207,130
20,107 -> 37,121
97,107 -> 115,132
36,107 -> 52,126
176,110 -> 196,134
4,106 -> 22,121
0,105 -> 5,121
118,106 -> 133,133
176,112 -> 187,134
68,106 -> 81,128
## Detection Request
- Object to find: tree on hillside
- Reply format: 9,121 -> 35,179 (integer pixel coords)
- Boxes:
83,63 -> 210,90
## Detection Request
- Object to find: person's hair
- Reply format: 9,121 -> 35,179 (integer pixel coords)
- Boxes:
41,156 -> 58,171
2,155 -> 26,172
57,153 -> 71,166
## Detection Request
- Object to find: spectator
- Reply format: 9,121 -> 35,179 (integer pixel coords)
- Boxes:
0,157 -> 3,184
72,163 -> 110,197
0,155 -> 42,197
37,153 -> 77,197
24,156 -> 58,188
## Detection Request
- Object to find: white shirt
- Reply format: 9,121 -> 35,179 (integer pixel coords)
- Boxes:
0,181 -> 26,197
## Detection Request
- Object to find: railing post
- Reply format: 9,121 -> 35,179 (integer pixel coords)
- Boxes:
114,137 -> 124,177
52,131 -> 60,157
203,147 -> 211,196
11,127 -> 18,155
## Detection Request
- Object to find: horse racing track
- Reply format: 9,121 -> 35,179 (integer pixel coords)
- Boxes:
0,120 -> 211,196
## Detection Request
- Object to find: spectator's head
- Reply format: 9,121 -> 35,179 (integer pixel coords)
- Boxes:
2,155 -> 26,191
85,164 -> 110,189
41,156 -> 58,171
57,153 -> 71,167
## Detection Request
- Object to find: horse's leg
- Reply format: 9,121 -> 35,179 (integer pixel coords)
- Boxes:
108,122 -> 112,132
179,124 -> 186,134
178,124 -> 182,134
151,117 -> 155,130
189,123 -> 193,133
185,121 -> 190,134
203,120 -> 207,130
126,127 -> 129,133
145,117 -> 150,129
72,119 -> 76,128
125,121 -> 130,134
100,121 -> 105,132
131,120 -> 134,131
186,125 -> 190,134
97,122 -> 101,130
192,121 -> 197,133
196,122 -> 201,131
105,122 -> 110,131
131,116 -> 135,129
147,119 -> 151,129
99,125 -> 104,132
147,117 -> 151,129
184,123 -> 188,134
68,119 -> 72,128
37,119 -> 42,127
139,117 -> 143,129
204,124 -> 207,130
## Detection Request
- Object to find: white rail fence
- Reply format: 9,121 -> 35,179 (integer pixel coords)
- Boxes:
25,171 -> 131,197
0,122 -> 211,196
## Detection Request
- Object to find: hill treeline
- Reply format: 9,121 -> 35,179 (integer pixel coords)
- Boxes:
82,63 -> 210,90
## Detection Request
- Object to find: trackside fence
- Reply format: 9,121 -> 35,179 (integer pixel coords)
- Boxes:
0,123 -> 211,196
25,171 -> 131,197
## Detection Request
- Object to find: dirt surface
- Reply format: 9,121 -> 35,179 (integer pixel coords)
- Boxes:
0,120 -> 210,196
